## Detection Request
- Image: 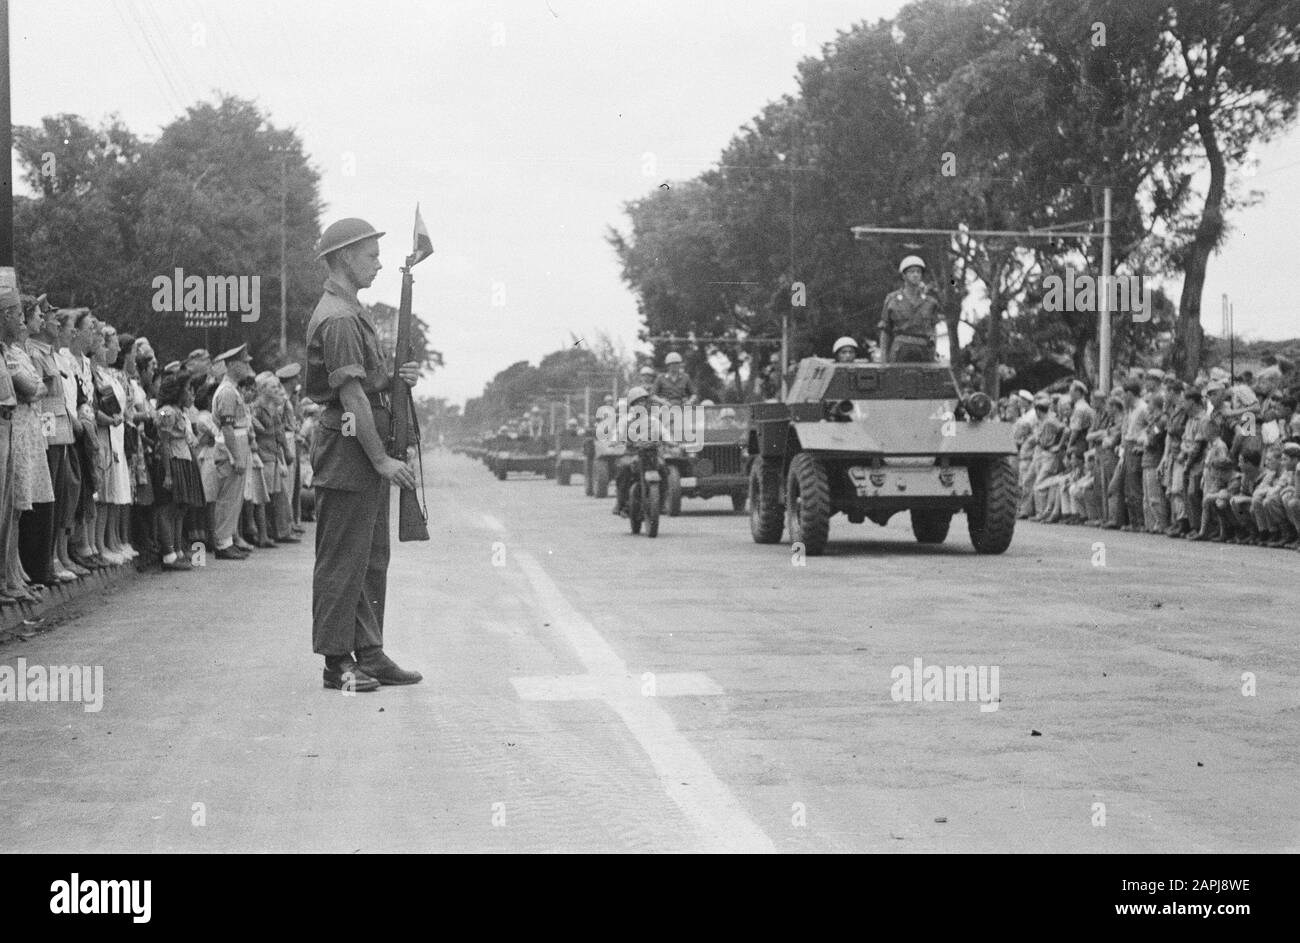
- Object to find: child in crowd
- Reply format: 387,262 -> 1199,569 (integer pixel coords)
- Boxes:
155,372 -> 205,571
239,374 -> 273,548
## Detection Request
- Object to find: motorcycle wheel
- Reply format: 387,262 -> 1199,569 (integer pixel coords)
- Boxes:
645,481 -> 660,538
629,478 -> 643,534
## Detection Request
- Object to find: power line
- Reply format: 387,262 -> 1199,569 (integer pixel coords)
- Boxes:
138,0 -> 200,107
113,0 -> 184,115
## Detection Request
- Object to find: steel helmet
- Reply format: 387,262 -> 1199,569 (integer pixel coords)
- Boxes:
833,336 -> 858,355
898,255 -> 926,275
566,418 -> 579,428
626,386 -> 650,403
664,352 -> 683,365
316,218 -> 386,260
639,365 -> 655,376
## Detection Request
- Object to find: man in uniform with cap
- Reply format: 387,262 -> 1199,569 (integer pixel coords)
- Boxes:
878,256 -> 941,363
211,343 -> 256,558
305,218 -> 421,693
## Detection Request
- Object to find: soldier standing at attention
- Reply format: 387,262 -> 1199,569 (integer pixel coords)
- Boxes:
211,344 -> 255,559
305,218 -> 421,693
879,255 -> 941,363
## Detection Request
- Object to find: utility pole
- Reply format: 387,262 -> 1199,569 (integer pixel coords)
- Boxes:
278,149 -> 289,357
1097,187 -> 1113,393
0,0 -> 15,295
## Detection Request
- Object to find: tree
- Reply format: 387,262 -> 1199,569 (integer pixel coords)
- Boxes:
14,96 -> 326,368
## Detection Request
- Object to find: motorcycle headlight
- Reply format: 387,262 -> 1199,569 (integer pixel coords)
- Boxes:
963,392 -> 992,420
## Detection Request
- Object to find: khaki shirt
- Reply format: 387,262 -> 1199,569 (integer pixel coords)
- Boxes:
880,288 -> 941,340
212,378 -> 252,465
304,276 -> 389,491
652,372 -> 696,403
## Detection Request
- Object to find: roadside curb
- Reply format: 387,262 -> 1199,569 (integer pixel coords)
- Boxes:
0,562 -> 143,644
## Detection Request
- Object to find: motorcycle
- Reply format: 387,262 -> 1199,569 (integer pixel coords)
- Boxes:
627,440 -> 663,538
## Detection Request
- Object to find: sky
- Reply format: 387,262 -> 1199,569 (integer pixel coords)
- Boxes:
10,0 -> 1300,404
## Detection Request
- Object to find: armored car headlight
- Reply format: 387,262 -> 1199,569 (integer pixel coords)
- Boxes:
963,392 -> 993,420
825,399 -> 855,421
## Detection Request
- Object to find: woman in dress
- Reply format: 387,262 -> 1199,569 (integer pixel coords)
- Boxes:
242,374 -> 274,548
252,371 -> 287,543
92,324 -> 133,564
1,298 -> 56,599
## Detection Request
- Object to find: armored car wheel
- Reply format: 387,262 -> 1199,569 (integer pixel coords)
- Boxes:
749,458 -> 783,543
557,462 -> 571,486
731,490 -> 746,513
910,509 -> 952,544
787,452 -> 830,556
967,456 -> 1019,554
495,466 -> 507,481
665,466 -> 682,517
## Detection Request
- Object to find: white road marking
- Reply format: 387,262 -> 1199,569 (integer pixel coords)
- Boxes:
505,545 -> 775,853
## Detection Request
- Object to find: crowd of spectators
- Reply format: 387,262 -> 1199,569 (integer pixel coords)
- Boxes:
1004,358 -> 1300,549
0,287 -> 320,607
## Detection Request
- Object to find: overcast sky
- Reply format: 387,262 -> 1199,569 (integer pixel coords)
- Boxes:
12,0 -> 1300,403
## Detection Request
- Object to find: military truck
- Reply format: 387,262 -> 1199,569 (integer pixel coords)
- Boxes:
553,428 -> 586,486
660,404 -> 752,515
492,433 -> 553,480
746,358 -> 1019,554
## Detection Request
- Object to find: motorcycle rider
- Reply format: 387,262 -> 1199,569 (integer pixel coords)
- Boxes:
613,386 -> 665,518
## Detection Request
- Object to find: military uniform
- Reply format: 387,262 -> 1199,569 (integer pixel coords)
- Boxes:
652,371 -> 696,404
304,275 -> 392,658
880,288 -> 941,362
212,376 -> 252,552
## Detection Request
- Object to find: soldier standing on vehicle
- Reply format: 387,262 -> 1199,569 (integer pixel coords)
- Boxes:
652,352 -> 697,405
305,218 -> 421,693
878,255 -> 941,363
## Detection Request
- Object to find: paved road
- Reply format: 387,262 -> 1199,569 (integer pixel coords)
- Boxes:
2,451 -> 1296,853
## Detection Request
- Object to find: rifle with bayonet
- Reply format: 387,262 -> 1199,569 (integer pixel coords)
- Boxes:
389,252 -> 430,541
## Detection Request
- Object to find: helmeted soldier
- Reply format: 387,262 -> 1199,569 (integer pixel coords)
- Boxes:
879,255 -> 941,363
304,217 -> 421,693
832,336 -> 859,363
613,385 -> 664,516
652,352 -> 697,405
